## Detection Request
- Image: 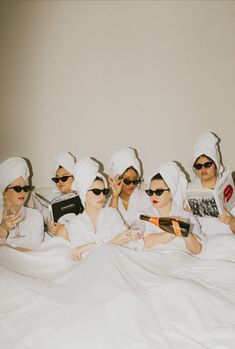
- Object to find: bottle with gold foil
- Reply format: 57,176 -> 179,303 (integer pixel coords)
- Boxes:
139,214 -> 190,237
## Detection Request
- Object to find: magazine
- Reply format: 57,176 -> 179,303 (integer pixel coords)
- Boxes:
186,171 -> 235,217
49,193 -> 84,224
33,189 -> 52,224
33,190 -> 83,225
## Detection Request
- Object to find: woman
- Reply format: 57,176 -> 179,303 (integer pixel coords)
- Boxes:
55,157 -> 140,260
43,152 -> 83,235
50,151 -> 77,200
108,147 -> 152,226
144,161 -> 204,255
189,132 -> 235,235
0,157 -> 44,251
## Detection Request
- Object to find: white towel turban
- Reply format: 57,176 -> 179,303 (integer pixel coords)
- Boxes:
51,152 -> 77,194
52,151 -> 76,176
72,157 -> 107,206
109,147 -> 141,178
193,132 -> 223,175
149,161 -> 188,208
0,157 -> 29,206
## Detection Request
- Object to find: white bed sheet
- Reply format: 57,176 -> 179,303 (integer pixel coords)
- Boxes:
1,235 -> 235,349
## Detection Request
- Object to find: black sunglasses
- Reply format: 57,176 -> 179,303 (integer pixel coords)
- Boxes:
7,185 -> 31,193
51,175 -> 73,183
123,178 -> 141,186
145,188 -> 170,196
88,188 -> 110,196
193,161 -> 214,171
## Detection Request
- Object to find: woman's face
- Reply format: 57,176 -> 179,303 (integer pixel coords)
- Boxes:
54,167 -> 74,194
120,167 -> 140,197
4,176 -> 28,207
86,179 -> 107,209
149,179 -> 172,211
194,155 -> 217,182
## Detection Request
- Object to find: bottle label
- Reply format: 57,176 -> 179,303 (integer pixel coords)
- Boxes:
172,220 -> 182,237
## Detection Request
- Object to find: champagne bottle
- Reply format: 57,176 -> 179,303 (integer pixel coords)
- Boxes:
139,214 -> 190,237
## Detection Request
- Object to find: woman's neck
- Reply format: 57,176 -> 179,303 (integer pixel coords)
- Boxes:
201,177 -> 217,189
120,193 -> 131,210
63,189 -> 75,195
120,192 -> 131,204
157,201 -> 172,217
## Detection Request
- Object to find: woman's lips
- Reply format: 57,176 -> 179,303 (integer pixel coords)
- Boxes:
153,200 -> 158,204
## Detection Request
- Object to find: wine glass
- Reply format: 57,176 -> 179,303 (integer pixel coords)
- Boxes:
130,219 -> 145,237
126,219 -> 145,251
6,205 -> 26,238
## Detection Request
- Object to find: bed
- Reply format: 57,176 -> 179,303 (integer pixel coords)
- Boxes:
1,234 -> 235,349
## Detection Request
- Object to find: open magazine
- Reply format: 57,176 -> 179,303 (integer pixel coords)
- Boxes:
33,190 -> 83,226
49,193 -> 83,224
186,171 -> 235,217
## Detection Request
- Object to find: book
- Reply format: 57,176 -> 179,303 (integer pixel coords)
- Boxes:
49,193 -> 84,224
186,171 -> 235,217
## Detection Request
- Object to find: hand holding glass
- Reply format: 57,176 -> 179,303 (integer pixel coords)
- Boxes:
129,220 -> 145,239
6,205 -> 26,238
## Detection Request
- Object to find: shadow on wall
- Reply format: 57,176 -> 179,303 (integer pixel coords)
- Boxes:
232,171 -> 235,186
23,157 -> 35,206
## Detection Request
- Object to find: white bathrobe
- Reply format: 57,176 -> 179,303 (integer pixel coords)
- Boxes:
143,201 -> 205,253
66,207 -> 125,247
0,207 -> 44,249
113,188 -> 153,226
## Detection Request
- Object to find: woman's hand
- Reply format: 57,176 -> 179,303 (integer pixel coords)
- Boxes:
48,221 -> 70,240
108,176 -> 122,197
218,209 -> 235,234
71,246 -> 84,261
48,221 -> 61,235
111,229 -> 139,246
218,209 -> 234,225
1,210 -> 22,232
71,242 -> 96,261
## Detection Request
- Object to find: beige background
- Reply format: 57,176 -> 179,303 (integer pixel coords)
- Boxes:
0,0 -> 234,188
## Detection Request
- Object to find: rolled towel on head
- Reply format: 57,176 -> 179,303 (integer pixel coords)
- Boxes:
0,157 -> 29,207
109,147 -> 141,178
52,151 -> 76,177
193,132 -> 223,175
149,161 -> 188,208
72,157 -> 107,206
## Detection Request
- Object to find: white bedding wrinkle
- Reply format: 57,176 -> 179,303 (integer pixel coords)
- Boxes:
0,239 -> 235,349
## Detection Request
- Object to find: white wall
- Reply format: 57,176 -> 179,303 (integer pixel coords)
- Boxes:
0,0 -> 234,187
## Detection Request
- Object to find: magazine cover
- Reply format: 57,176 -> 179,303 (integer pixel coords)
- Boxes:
49,193 -> 83,223
186,171 -> 235,217
186,190 -> 222,217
